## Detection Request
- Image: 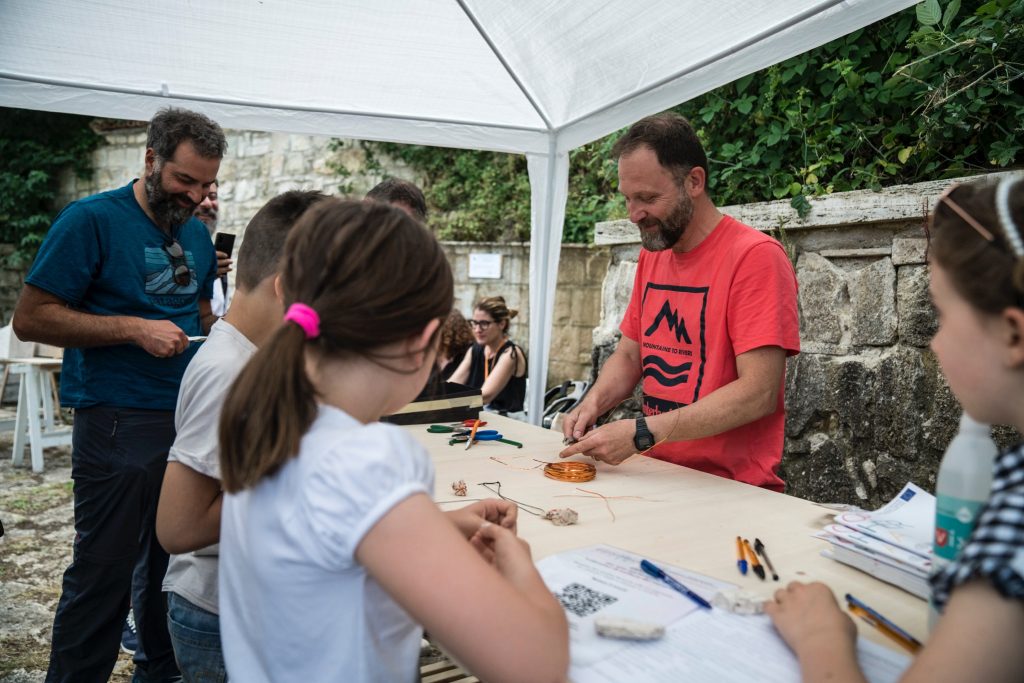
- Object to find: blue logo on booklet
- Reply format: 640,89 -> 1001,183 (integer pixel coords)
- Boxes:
900,488 -> 916,501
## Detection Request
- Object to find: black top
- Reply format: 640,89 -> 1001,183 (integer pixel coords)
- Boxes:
466,340 -> 527,414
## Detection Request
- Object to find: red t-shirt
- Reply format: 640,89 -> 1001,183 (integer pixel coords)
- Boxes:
619,215 -> 799,491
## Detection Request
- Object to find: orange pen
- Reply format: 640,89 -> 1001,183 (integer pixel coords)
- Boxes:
743,538 -> 765,580
736,536 -> 747,575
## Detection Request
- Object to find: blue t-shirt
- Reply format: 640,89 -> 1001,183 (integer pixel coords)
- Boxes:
26,181 -> 217,410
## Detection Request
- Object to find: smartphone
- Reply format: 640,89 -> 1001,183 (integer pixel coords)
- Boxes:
214,232 -> 236,257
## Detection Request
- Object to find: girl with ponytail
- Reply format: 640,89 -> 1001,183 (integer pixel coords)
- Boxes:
217,200 -> 568,683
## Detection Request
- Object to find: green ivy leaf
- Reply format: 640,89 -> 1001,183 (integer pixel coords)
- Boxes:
917,0 -> 941,26
790,194 -> 812,218
942,0 -> 961,29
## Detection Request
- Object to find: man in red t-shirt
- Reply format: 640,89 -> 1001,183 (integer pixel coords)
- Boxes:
560,113 -> 799,491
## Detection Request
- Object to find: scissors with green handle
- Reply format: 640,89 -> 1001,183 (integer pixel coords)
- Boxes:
426,421 -> 487,434
447,430 -> 523,448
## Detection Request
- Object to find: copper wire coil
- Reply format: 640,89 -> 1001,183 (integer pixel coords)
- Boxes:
543,461 -> 596,483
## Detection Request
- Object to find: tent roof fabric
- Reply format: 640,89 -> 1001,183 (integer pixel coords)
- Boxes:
0,0 -> 917,423
2,0 -> 916,154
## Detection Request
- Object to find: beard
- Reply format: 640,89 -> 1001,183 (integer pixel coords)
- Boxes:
195,208 -> 218,236
638,192 -> 694,251
145,161 -> 198,228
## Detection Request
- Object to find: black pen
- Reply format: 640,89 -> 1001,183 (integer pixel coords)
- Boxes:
754,538 -> 779,581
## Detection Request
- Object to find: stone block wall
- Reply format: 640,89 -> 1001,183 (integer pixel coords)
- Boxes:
441,242 -> 610,386
30,126 -> 610,387
594,172 -> 1019,508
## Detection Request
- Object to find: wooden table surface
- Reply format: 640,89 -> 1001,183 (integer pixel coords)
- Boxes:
407,412 -> 928,653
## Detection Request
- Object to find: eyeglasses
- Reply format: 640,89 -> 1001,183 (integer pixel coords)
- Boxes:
468,319 -> 494,330
162,239 -> 192,287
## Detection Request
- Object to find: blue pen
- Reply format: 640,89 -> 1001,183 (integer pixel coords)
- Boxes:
640,560 -> 712,609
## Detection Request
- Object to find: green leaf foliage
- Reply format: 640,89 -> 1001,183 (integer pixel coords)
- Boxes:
0,109 -> 100,265
353,1 -> 1022,243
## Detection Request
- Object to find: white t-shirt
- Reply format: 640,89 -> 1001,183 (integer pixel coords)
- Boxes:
211,278 -> 228,317
163,319 -> 256,614
219,405 -> 434,683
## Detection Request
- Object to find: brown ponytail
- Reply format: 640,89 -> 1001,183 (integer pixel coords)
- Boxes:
219,199 -> 454,492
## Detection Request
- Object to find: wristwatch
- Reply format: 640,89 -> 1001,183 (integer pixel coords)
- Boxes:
633,416 -> 655,451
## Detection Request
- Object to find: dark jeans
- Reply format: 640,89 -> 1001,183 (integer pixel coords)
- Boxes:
46,406 -> 181,683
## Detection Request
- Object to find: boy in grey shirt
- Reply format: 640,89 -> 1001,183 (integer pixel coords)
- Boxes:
156,190 -> 326,680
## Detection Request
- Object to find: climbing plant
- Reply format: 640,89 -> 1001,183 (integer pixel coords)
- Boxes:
0,109 -> 100,265
343,0 -> 1022,241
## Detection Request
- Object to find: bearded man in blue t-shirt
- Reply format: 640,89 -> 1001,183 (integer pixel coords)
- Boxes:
13,107 -> 226,683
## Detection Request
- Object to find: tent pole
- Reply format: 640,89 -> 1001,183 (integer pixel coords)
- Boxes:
525,141 -> 569,426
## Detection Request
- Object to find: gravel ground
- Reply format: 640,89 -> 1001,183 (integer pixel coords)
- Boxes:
0,427 -> 135,682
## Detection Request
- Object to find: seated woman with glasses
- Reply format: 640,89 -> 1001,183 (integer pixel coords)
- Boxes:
449,296 -> 527,415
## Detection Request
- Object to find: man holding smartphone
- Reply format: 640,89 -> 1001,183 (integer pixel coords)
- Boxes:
194,181 -> 234,317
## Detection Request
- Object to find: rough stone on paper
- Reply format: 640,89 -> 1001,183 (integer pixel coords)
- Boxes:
594,616 -> 666,641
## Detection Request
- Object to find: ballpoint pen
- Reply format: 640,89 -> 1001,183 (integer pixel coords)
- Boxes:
743,538 -> 765,580
736,536 -> 748,575
845,594 -> 922,653
754,538 -> 780,581
640,559 -> 712,609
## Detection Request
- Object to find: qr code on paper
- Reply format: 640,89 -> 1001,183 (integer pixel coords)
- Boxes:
555,582 -> 618,618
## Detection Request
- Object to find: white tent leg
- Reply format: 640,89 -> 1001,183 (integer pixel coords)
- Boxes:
525,146 -> 569,426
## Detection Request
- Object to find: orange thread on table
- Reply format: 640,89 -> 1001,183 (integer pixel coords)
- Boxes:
489,456 -> 544,471
543,461 -> 596,483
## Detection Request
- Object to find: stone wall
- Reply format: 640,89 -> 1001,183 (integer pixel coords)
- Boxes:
33,126 -> 609,386
441,242 -> 609,386
594,172 -> 1019,508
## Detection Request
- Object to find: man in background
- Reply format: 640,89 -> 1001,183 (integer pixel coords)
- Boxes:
14,107 -> 226,682
194,181 -> 232,317
365,177 -> 427,221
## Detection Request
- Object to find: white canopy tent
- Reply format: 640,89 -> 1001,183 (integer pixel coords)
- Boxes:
0,0 -> 916,422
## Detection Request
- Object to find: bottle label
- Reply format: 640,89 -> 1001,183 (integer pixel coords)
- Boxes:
934,494 -> 985,561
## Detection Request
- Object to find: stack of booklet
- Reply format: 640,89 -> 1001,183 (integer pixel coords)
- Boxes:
815,483 -> 935,600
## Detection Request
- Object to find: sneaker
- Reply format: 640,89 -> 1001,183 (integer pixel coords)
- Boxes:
121,609 -> 138,655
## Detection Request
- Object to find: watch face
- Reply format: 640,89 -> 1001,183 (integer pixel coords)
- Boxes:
634,419 -> 655,450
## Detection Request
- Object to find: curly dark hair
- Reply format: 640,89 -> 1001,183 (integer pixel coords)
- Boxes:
440,309 -> 473,362
146,107 -> 227,161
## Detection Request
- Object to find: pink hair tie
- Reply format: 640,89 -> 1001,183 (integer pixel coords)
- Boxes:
284,303 -> 320,340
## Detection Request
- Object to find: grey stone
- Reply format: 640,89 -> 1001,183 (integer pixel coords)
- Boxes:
892,238 -> 928,266
796,252 -> 845,344
848,258 -> 896,346
897,265 -> 936,347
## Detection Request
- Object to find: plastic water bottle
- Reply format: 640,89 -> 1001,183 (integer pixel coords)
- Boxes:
928,412 -> 999,630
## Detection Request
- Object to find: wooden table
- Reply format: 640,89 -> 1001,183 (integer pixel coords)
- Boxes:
408,412 -> 928,653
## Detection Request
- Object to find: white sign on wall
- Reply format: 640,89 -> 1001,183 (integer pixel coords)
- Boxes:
469,253 -> 502,279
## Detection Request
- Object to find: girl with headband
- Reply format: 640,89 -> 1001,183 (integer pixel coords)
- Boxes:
215,200 -> 568,682
766,176 -> 1024,682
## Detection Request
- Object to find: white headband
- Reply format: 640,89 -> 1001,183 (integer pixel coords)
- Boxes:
995,176 -> 1024,258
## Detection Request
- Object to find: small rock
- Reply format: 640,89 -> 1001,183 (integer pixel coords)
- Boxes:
594,616 -> 665,641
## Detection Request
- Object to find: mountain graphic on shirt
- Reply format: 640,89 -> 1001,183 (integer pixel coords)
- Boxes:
643,301 -> 692,344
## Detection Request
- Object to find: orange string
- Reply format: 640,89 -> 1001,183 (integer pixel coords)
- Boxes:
542,461 -> 596,483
